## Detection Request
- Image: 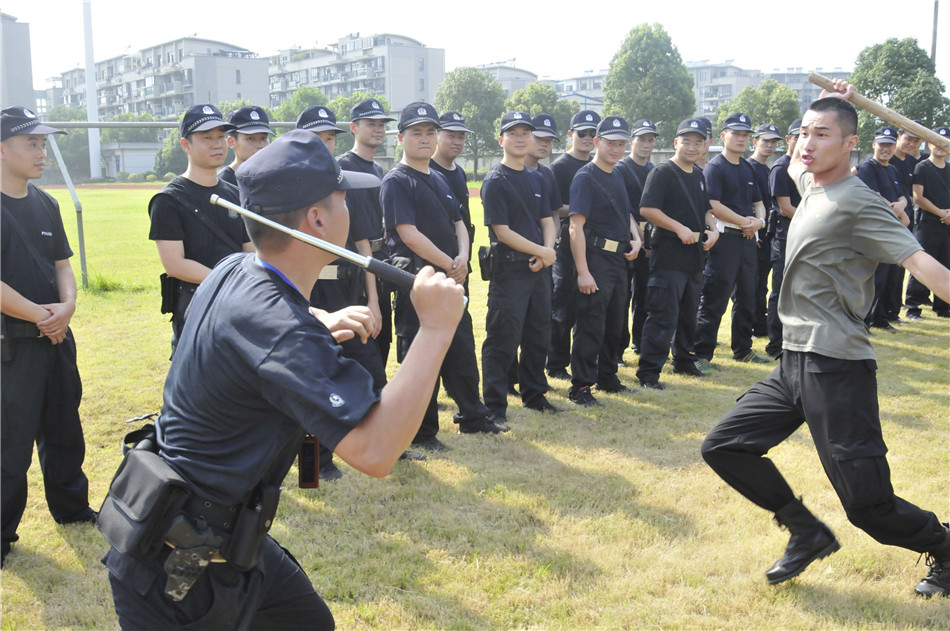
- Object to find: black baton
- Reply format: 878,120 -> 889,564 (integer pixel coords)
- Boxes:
209,194 -> 417,293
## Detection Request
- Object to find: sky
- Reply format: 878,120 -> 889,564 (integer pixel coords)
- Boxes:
9,0 -> 949,94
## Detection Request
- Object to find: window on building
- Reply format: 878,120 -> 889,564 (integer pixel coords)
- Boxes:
236,69 -> 241,84
418,58 -> 425,71
419,78 -> 425,92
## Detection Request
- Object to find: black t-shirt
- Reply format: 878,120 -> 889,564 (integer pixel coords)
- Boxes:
551,152 -> 591,207
217,165 -> 237,188
338,152 -> 385,248
615,156 -> 654,221
430,159 -> 472,233
639,160 -> 711,273
1,185 -> 72,316
856,158 -> 902,203
534,163 -> 563,213
148,176 -> 247,270
482,164 -> 550,280
569,162 -> 634,243
914,159 -> 950,218
381,163 -> 462,266
890,153 -> 919,201
769,154 -> 799,240
157,253 -> 377,504
704,154 -> 761,217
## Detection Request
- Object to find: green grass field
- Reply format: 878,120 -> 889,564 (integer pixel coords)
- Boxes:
1,185 -> 948,629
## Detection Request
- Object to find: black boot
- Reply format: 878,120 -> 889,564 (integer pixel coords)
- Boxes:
766,498 -> 840,585
915,523 -> 950,598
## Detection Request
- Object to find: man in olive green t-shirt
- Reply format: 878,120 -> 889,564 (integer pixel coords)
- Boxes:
702,81 -> 950,598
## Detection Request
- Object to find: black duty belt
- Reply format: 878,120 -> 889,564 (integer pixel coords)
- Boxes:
721,227 -> 744,235
181,493 -> 241,534
5,321 -> 43,338
590,235 -> 628,253
497,249 -> 534,263
369,238 -> 385,253
318,264 -> 355,281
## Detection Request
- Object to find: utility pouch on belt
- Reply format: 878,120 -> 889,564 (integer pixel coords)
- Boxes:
97,424 -> 191,559
221,483 -> 280,572
477,244 -> 495,281
159,273 -> 179,315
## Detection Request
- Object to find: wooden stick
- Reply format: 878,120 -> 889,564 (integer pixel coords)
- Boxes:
808,72 -> 950,153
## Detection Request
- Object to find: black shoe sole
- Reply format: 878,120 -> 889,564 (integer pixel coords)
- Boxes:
766,539 -> 841,585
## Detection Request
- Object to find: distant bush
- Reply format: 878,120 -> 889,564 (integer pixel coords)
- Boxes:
128,172 -> 145,183
163,172 -> 176,181
116,171 -> 130,181
145,174 -> 158,182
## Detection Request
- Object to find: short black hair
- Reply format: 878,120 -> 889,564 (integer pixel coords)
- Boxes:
808,97 -> 858,137
243,205 -> 310,253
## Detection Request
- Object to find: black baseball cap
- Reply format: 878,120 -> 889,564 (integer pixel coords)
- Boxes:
349,98 -> 395,122
180,104 -> 235,137
935,126 -> 950,137
236,129 -> 381,215
788,119 -> 802,136
570,110 -> 601,131
228,106 -> 275,135
531,114 -> 559,139
438,111 -> 473,133
755,123 -> 781,140
597,116 -> 631,141
296,106 -> 345,134
675,118 -> 707,138
630,119 -> 658,137
723,113 -> 753,132
397,102 -> 440,133
500,111 -> 535,134
874,126 -> 897,144
698,117 -> 713,139
1,106 -> 65,141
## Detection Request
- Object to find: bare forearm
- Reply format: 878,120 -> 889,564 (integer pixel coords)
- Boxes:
710,200 -> 751,226
0,282 -> 50,322
397,225 -> 453,270
902,250 -> 950,304
55,260 -> 77,306
569,217 -> 589,275
334,325 -> 454,476
494,224 -> 548,257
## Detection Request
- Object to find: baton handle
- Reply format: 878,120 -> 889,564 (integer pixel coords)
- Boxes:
366,257 -> 415,292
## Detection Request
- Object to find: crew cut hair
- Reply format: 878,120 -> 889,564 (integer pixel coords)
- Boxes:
807,97 -> 858,137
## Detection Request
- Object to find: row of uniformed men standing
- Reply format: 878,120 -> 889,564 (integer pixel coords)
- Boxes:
146,100 -> 824,475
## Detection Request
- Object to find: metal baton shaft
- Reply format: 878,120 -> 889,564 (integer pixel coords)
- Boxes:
209,194 -> 417,292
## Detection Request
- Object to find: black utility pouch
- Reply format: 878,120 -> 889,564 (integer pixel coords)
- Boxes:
477,245 -> 495,281
97,428 -> 191,558
222,484 -> 280,571
159,273 -> 179,315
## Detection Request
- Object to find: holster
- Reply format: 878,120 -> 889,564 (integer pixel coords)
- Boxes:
221,483 -> 280,571
159,273 -> 179,314
477,244 -> 495,281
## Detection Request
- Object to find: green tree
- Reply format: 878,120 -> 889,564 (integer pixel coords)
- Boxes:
42,106 -> 90,183
435,67 -> 506,175
326,92 -> 391,155
271,86 -> 329,133
101,111 -> 161,143
603,23 -> 695,147
503,82 -> 579,147
850,37 -> 950,150
715,79 -> 801,143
